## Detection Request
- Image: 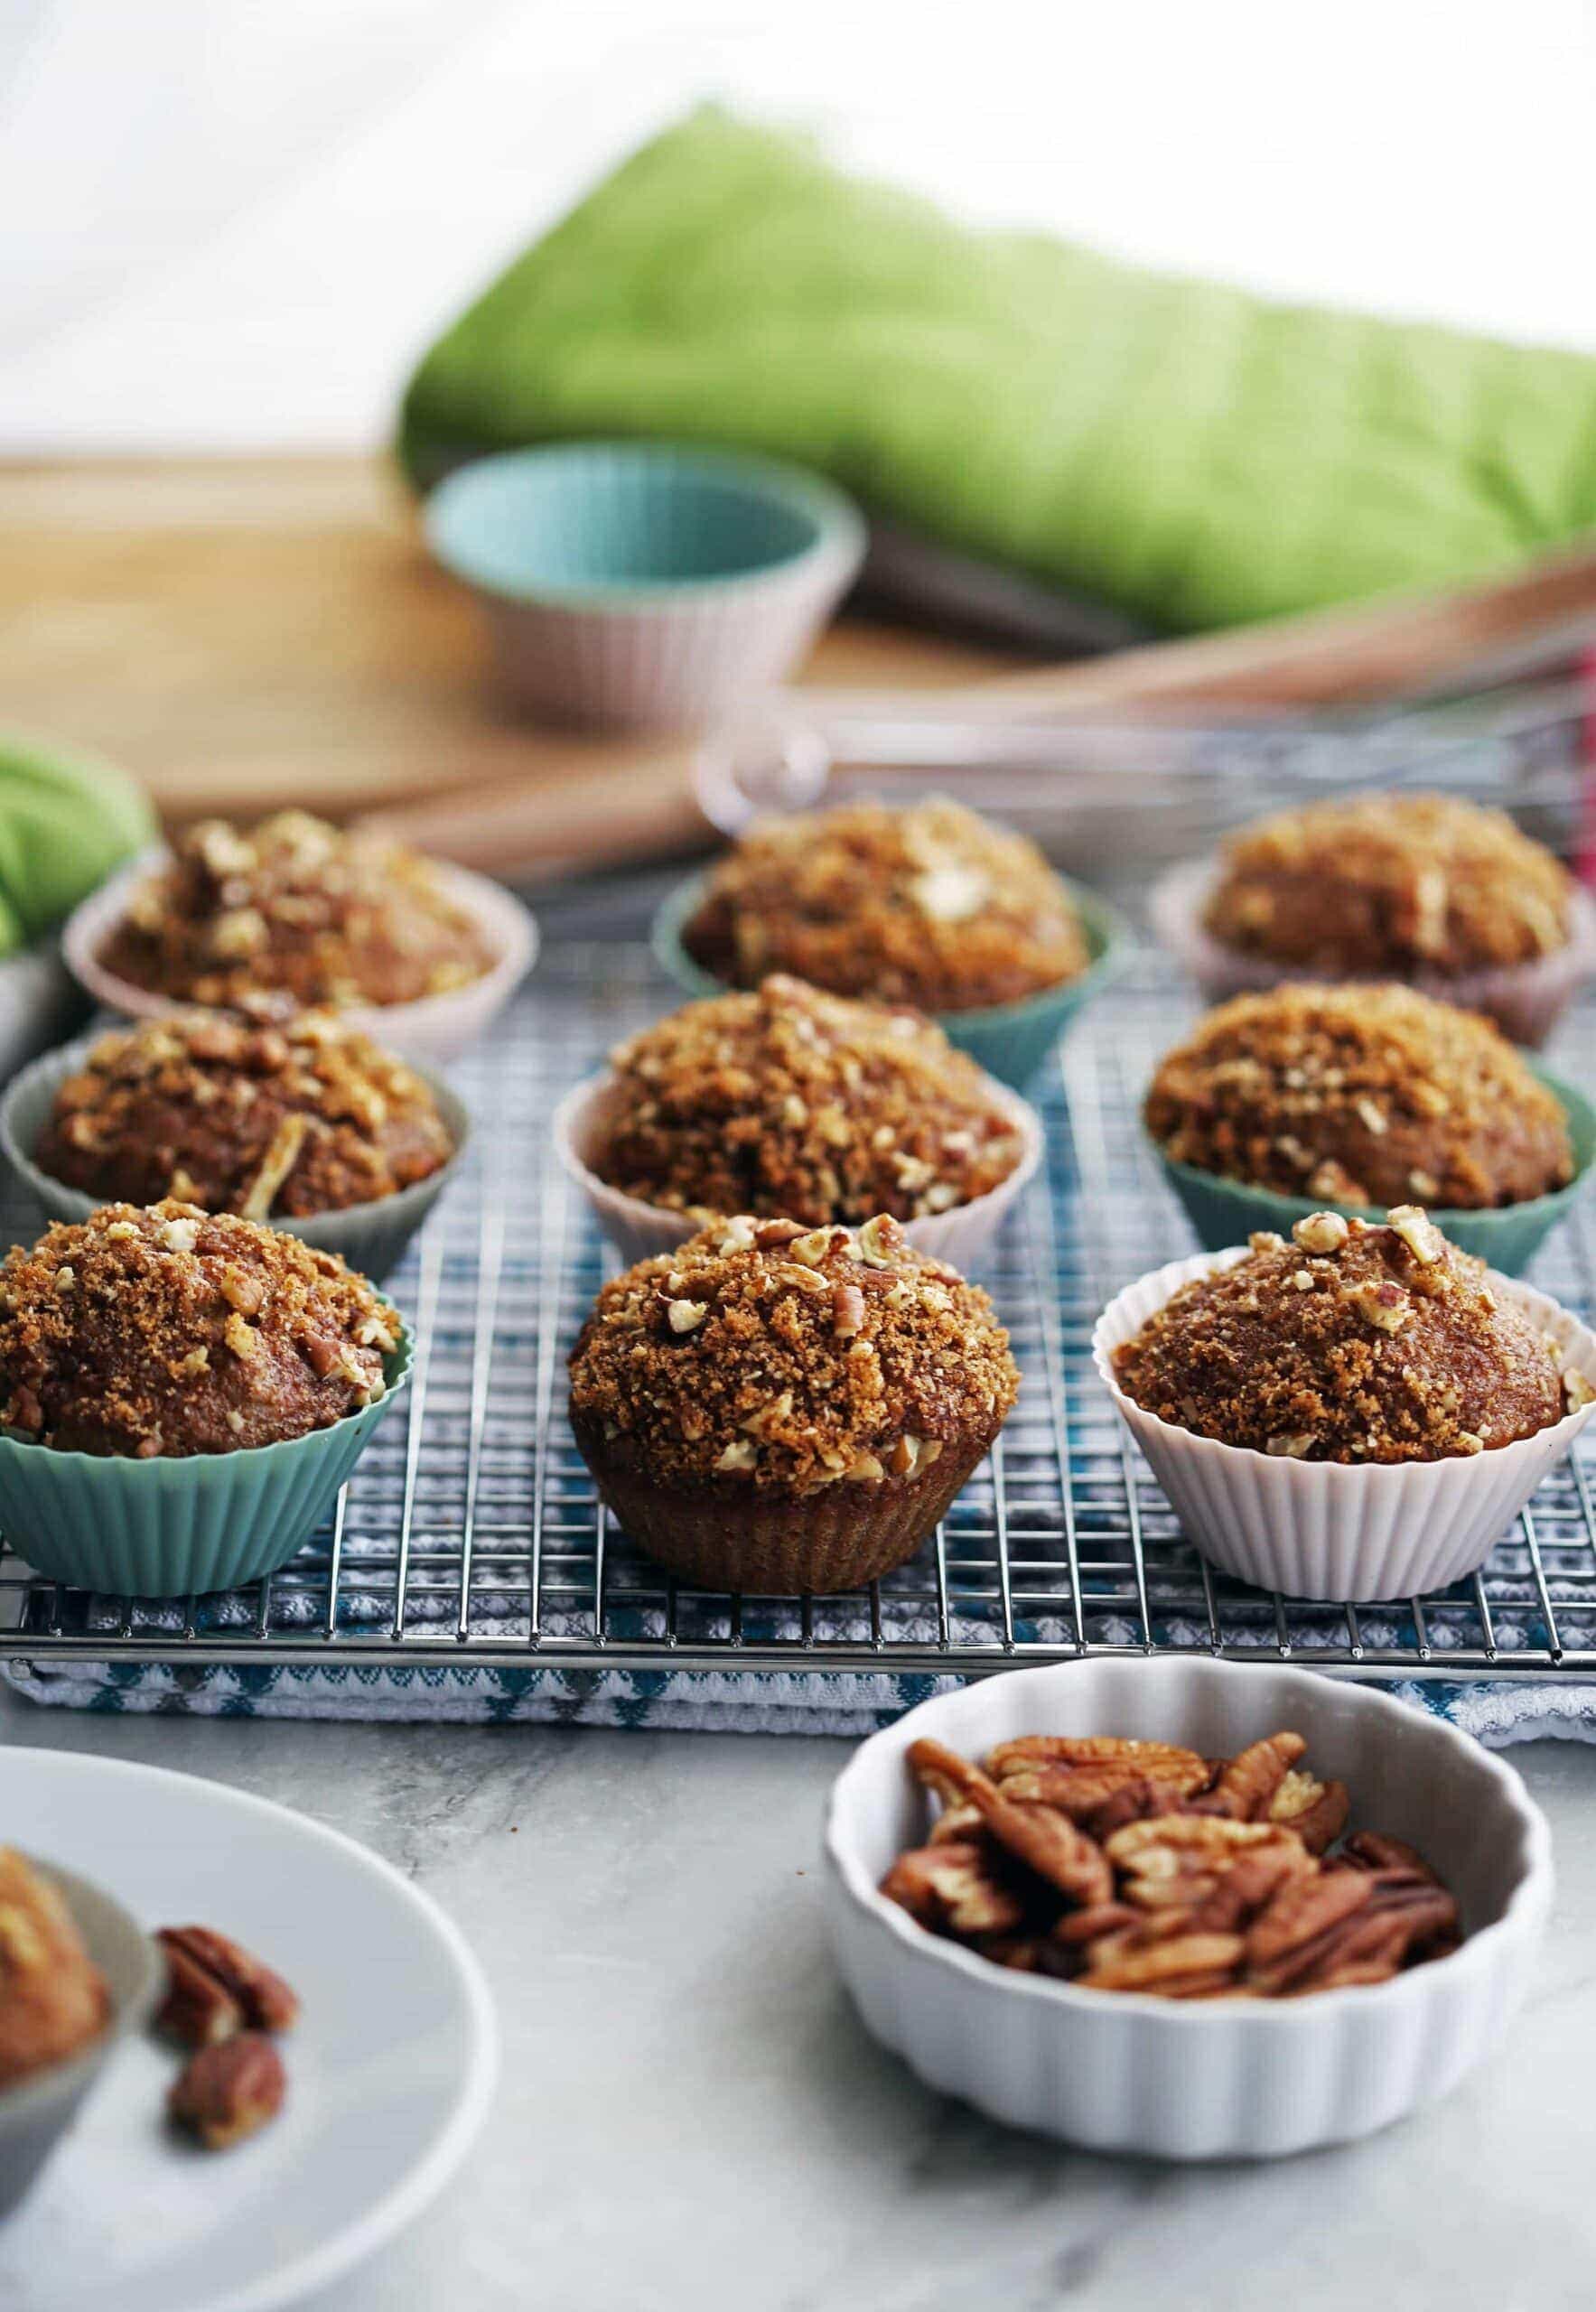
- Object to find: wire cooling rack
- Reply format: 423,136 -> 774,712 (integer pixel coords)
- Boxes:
2,935 -> 1595,1684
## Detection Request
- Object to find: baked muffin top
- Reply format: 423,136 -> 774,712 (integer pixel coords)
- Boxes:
591,975 -> 1026,1226
1144,984 -> 1574,1210
1202,792 -> 1573,976
99,811 -> 494,1011
0,1202 -> 400,1459
1112,1208 -> 1591,1464
681,797 -> 1089,1012
37,1010 -> 454,1220
0,1847 -> 108,2089
568,1213 -> 1019,1498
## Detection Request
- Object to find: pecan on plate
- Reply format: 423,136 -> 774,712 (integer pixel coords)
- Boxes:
169,2032 -> 286,2150
155,1925 -> 299,2041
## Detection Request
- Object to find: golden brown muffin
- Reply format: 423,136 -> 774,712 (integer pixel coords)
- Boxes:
568,1212 -> 1020,1592
0,1848 -> 108,2089
1144,984 -> 1573,1209
1202,792 -> 1573,977
99,812 -> 494,1011
37,1010 -> 454,1219
0,1202 -> 400,1458
681,797 -> 1088,1012
591,974 -> 1026,1226
1113,1208 -> 1591,1464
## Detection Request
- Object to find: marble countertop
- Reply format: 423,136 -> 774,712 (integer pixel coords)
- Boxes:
5,1681 -> 1595,2310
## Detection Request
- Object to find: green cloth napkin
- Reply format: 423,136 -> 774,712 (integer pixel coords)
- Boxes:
0,736 -> 154,958
398,107 -> 1596,635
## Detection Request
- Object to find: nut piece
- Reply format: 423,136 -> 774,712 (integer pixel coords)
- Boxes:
168,2032 -> 286,2150
156,1925 -> 299,2037
664,1298 -> 709,1335
1347,1279 -> 1411,1334
1387,1204 -> 1445,1266
831,1282 -> 866,1338
879,1843 -> 1023,1938
1292,1211 -> 1349,1255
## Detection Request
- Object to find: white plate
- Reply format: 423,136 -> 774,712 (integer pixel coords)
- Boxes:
0,1749 -> 497,2312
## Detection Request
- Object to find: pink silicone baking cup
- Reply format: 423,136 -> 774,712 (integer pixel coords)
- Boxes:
1148,855 -> 1596,1047
1092,1246 -> 1596,1601
61,850 -> 537,1066
552,1071 -> 1042,1273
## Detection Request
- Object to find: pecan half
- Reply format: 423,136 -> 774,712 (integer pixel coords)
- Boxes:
879,1842 -> 1024,1938
1245,1868 -> 1374,1990
1076,1933 -> 1245,1994
168,2032 -> 286,2150
985,1736 -> 1207,1782
156,1926 -> 300,2037
1190,1731 -> 1307,1821
1269,1770 -> 1350,1855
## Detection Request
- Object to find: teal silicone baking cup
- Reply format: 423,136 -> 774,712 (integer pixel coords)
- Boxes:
0,1328 -> 412,1596
0,1038 -> 469,1284
1152,1066 -> 1596,1278
650,872 -> 1131,1091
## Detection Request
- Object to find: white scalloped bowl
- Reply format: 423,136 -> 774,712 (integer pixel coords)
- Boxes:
61,850 -> 537,1065
823,1657 -> 1552,2159
552,1070 -> 1042,1273
1091,1248 -> 1596,1601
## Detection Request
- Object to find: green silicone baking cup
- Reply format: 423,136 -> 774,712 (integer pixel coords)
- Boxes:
1152,1066 -> 1596,1277
0,1039 -> 469,1284
650,871 -> 1130,1091
0,1328 -> 412,1596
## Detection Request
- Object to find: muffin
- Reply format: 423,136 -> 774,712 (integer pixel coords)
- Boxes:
1112,1207 -> 1592,1466
35,1010 -> 454,1221
680,797 -> 1089,1012
568,1212 -> 1020,1592
589,974 -> 1026,1226
1145,984 -> 1574,1211
1202,792 -> 1573,979
98,811 -> 495,1012
0,1849 -> 108,2089
0,1200 -> 400,1458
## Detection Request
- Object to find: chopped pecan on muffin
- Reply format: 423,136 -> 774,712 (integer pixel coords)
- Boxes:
98,811 -> 494,1011
37,1010 -> 454,1219
568,1213 -> 1020,1591
590,974 -> 1026,1226
0,1848 -> 109,2088
0,1201 -> 400,1458
1144,984 -> 1573,1209
681,797 -> 1089,1012
1202,791 -> 1573,977
1112,1208 -> 1591,1464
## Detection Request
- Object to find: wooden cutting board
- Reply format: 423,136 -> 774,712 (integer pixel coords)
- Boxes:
0,456 -> 1022,866
8,457 -> 1596,882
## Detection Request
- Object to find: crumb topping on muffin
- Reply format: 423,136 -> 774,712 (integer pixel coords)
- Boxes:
568,1213 -> 1019,1496
1145,984 -> 1573,1210
1202,791 -> 1573,976
682,797 -> 1089,1012
99,811 -> 494,1011
1112,1210 -> 1589,1463
591,974 -> 1027,1225
0,1847 -> 108,2088
37,1009 -> 454,1220
0,1201 -> 400,1458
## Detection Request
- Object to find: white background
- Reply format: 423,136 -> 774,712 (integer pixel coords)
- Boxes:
2,0 -> 1594,453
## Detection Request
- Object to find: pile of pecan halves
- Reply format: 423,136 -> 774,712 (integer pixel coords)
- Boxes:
882,1731 -> 1461,1999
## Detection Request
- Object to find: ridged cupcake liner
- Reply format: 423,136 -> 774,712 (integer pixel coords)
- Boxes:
62,852 -> 537,1066
651,872 -> 1132,1092
571,1414 -> 992,1595
0,1036 -> 471,1283
424,443 -> 867,732
1151,1063 -> 1596,1279
1091,1250 -> 1596,1600
0,1330 -> 413,1597
824,1657 -> 1553,2158
552,1070 -> 1041,1274
1148,855 -> 1596,1048
0,1863 -> 160,2218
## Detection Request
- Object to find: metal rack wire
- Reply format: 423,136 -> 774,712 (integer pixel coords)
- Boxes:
3,931 -> 1593,1688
